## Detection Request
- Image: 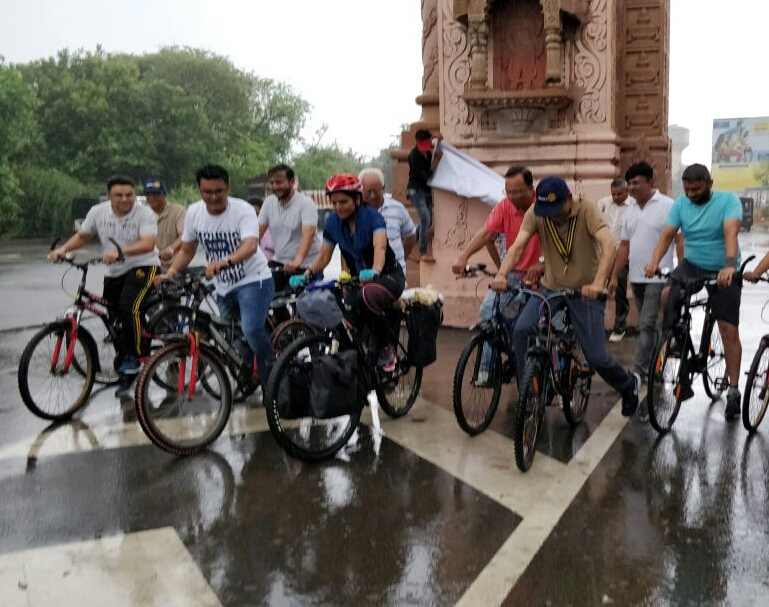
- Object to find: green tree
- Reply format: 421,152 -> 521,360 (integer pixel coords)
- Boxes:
292,127 -> 364,190
0,60 -> 38,235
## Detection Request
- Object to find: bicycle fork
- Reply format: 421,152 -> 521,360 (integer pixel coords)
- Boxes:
52,316 -> 81,375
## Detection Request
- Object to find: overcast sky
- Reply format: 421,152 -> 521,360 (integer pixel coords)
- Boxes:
2,0 -> 767,165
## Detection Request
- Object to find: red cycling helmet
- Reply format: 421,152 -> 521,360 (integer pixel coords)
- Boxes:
325,173 -> 362,195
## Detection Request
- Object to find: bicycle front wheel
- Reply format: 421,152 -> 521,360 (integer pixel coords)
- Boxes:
135,341 -> 232,456
271,318 -> 316,355
743,339 -> 769,433
561,342 -> 592,427
376,316 -> 423,419
265,333 -> 362,462
648,330 -> 685,433
514,357 -> 546,472
452,332 -> 503,435
702,318 -> 728,400
18,321 -> 95,421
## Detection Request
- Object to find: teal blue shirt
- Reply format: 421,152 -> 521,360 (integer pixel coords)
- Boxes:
666,191 -> 742,271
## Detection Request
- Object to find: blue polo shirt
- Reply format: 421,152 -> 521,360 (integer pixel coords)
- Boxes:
666,191 -> 742,271
323,205 -> 401,275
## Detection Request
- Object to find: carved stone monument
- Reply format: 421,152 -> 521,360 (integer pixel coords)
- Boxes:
392,0 -> 671,326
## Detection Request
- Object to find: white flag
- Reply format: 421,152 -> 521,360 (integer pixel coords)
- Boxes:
427,142 -> 504,207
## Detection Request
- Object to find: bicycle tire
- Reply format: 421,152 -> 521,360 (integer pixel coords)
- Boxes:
452,331 -> 502,435
647,329 -> 686,433
265,333 -> 362,462
146,304 -> 194,343
514,357 -> 545,472
18,321 -> 95,421
135,341 -> 232,456
743,339 -> 769,433
702,317 -> 728,401
376,316 -> 423,419
271,318 -> 316,355
561,341 -> 592,427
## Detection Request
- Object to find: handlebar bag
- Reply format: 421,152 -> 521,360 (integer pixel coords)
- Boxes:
296,284 -> 346,329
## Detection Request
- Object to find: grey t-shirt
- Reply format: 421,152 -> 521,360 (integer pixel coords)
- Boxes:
79,201 -> 160,276
258,191 -> 321,266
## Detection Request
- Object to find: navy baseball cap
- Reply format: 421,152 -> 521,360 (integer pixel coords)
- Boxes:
143,178 -> 166,194
534,176 -> 570,217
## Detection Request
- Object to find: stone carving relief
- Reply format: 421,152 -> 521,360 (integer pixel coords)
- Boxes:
574,0 -> 608,124
422,0 -> 439,93
442,0 -> 477,138
440,198 -> 471,250
493,0 -> 546,90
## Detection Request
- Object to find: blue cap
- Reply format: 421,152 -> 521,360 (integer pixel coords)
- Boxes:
534,176 -> 570,217
143,178 -> 166,194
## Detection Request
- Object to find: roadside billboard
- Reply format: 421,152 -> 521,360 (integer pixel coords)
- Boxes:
712,116 -> 769,191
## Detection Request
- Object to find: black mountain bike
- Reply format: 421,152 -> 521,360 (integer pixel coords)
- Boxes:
743,275 -> 769,433
515,289 -> 594,472
452,264 -> 523,435
647,257 -> 753,434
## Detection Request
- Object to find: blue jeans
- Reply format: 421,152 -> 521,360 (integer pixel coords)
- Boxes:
407,188 -> 433,255
512,286 -> 633,395
479,289 -> 518,373
217,278 -> 276,389
631,282 -> 663,377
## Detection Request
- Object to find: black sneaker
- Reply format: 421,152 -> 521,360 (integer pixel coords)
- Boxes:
114,374 -> 135,399
725,388 -> 741,420
621,372 -> 641,417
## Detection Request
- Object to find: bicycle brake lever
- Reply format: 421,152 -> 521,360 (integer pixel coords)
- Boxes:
108,238 -> 125,262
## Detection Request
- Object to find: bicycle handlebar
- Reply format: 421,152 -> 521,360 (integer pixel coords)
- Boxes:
657,254 -> 755,287
49,237 -> 125,267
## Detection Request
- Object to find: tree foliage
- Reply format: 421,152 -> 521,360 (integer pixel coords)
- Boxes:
292,144 -> 364,191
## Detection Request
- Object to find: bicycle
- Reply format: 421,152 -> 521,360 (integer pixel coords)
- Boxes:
452,264 -> 522,435
17,241 -> 196,422
134,268 -> 281,455
514,289 -> 595,472
647,256 -> 753,434
742,274 -> 769,433
264,274 -> 424,462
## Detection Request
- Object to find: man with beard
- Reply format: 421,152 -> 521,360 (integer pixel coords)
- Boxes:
258,163 -> 322,290
451,166 -> 543,384
645,163 -> 744,420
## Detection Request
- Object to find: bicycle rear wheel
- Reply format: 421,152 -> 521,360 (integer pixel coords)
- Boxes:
452,332 -> 503,435
702,318 -> 728,400
647,329 -> 686,433
376,315 -> 423,419
18,321 -> 95,421
514,357 -> 546,472
271,318 -> 316,355
743,339 -> 769,433
561,342 -> 592,426
135,341 -> 231,456
265,333 -> 362,462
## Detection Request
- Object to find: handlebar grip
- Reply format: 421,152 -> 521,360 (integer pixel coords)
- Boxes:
289,274 -> 307,288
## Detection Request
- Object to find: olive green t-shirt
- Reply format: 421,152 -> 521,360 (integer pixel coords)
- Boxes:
521,199 -> 608,290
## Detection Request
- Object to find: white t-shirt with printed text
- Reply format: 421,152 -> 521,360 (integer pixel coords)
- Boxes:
182,197 -> 272,296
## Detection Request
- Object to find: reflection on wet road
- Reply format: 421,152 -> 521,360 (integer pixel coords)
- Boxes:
1,235 -> 769,605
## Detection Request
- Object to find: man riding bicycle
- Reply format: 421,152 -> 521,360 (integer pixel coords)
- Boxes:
491,176 -> 640,417
49,175 -> 161,398
304,174 -> 405,372
644,163 -> 744,420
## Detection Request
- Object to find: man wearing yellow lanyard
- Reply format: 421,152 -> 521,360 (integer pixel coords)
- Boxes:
491,176 -> 640,417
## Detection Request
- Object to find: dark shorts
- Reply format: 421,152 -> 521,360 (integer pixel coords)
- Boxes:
669,259 -> 742,326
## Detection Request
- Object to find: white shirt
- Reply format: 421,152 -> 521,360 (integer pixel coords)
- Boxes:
598,195 -> 634,244
182,197 -> 271,296
620,190 -> 675,283
80,201 -> 160,277
377,195 -> 417,274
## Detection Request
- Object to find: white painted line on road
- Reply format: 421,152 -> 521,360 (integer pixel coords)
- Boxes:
0,528 -> 222,607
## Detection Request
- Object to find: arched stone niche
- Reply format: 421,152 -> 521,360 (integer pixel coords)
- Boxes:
455,0 -> 590,134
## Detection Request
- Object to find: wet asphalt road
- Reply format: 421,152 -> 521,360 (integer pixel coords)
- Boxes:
1,235 -> 769,606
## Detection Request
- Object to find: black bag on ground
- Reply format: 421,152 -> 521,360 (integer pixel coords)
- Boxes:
408,302 -> 443,367
309,349 -> 361,418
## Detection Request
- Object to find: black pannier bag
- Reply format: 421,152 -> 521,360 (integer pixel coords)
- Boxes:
276,357 -> 313,420
309,349 -> 362,418
408,302 -> 443,367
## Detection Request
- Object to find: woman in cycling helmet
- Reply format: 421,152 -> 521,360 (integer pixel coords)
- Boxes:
304,173 -> 405,371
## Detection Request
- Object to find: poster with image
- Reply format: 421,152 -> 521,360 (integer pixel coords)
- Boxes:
712,116 -> 769,191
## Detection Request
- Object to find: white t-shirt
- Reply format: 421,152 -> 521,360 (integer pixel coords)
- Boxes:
598,195 -> 634,244
620,190 -> 675,283
79,201 -> 160,277
378,195 -> 417,274
182,197 -> 271,296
